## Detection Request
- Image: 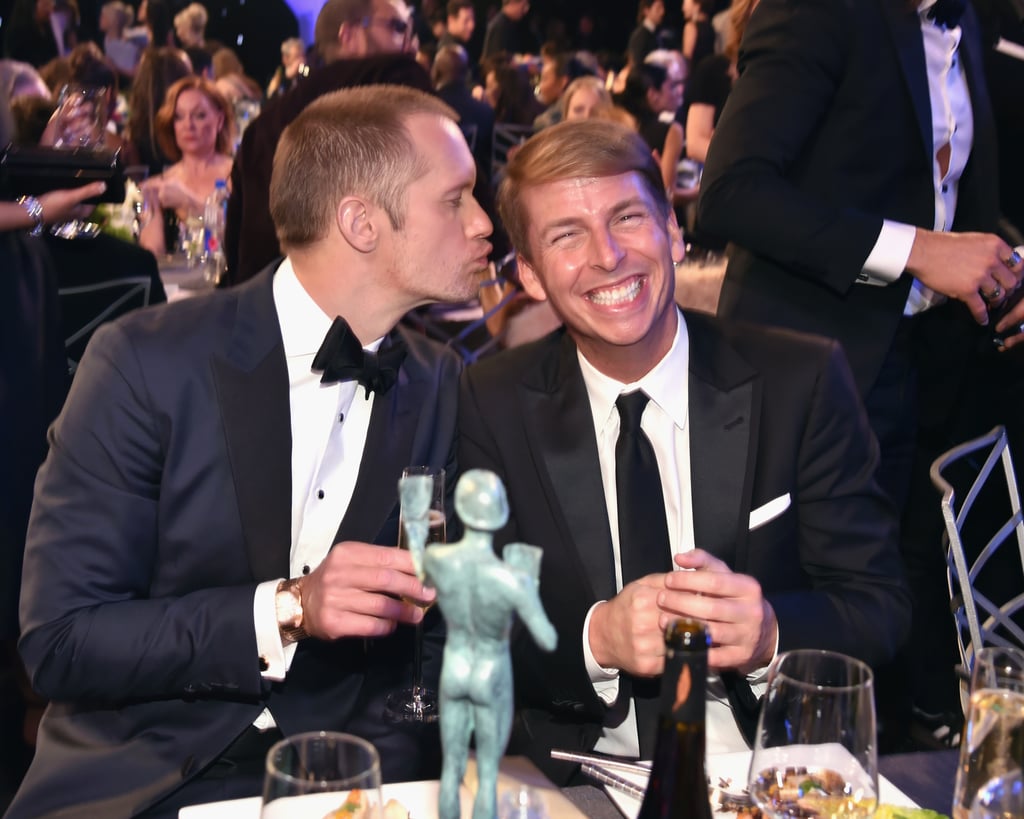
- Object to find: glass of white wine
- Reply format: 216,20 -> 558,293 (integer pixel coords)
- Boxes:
953,646 -> 1024,819
748,649 -> 878,819
384,466 -> 445,723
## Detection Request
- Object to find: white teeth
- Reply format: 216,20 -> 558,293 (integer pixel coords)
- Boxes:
588,278 -> 642,306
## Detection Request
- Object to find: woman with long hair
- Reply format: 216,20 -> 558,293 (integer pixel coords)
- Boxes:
123,45 -> 192,173
138,75 -> 234,256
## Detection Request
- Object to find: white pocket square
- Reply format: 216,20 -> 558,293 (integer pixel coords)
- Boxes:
748,493 -> 791,531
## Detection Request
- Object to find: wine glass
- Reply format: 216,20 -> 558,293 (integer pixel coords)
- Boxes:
953,646 -> 1024,819
261,731 -> 382,819
970,769 -> 1024,818
748,649 -> 878,819
49,84 -> 110,240
384,465 -> 445,723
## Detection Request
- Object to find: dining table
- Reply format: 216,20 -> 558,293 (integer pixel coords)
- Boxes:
559,749 -> 959,818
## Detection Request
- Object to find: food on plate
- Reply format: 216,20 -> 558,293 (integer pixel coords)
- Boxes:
323,789 -> 410,819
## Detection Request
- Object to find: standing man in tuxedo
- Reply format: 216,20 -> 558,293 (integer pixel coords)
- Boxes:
10,85 -> 493,819
223,0 -> 428,286
697,0 -> 1024,739
458,120 -> 910,783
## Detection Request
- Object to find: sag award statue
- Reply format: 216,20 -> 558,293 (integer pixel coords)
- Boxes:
399,468 -> 557,819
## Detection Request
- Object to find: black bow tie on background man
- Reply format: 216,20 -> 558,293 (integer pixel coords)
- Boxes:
927,0 -> 966,28
312,316 -> 407,398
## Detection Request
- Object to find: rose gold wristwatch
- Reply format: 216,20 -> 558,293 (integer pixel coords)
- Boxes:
275,577 -> 308,643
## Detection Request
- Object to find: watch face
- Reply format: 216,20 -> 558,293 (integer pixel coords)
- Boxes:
276,587 -> 303,628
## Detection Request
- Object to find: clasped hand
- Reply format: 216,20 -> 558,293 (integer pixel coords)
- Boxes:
589,549 -> 778,678
299,542 -> 436,640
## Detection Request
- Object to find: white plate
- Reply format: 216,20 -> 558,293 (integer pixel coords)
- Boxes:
179,781 -> 438,819
602,750 -> 920,818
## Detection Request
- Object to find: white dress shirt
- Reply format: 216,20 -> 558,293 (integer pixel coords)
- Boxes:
251,259 -> 379,727
578,308 -> 761,758
860,0 -> 973,315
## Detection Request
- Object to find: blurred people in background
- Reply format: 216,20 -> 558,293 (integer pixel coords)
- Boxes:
616,61 -> 684,194
481,0 -> 536,61
682,0 -> 715,72
139,75 -> 234,257
482,58 -> 542,126
212,47 -> 262,105
684,0 -> 757,163
532,46 -> 588,131
438,0 -> 475,49
223,0 -> 430,286
434,44 -> 493,190
3,0 -> 62,67
123,45 -> 192,174
561,74 -> 611,122
266,36 -> 307,99
98,0 -> 141,80
627,0 -> 665,70
174,2 -> 212,77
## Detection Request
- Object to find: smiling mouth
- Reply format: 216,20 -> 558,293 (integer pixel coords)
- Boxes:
587,277 -> 643,306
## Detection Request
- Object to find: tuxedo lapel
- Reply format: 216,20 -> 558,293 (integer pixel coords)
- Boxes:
881,0 -> 932,161
520,333 -> 617,602
335,331 -> 423,544
685,313 -> 761,568
212,269 -> 292,582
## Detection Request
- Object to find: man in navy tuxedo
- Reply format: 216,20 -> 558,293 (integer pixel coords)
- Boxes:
458,120 -> 909,782
10,85 -> 493,819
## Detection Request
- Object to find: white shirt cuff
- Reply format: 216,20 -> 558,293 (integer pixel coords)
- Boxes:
859,220 -> 916,285
745,627 -> 780,685
583,601 -> 621,706
254,578 -> 297,682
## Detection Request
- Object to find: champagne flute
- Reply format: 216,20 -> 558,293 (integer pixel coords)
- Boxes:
384,466 -> 445,723
748,649 -> 878,819
261,731 -> 382,819
953,646 -> 1024,819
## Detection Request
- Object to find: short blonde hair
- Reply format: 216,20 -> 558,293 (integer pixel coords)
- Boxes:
497,119 -> 669,265
560,75 -> 611,121
174,3 -> 208,47
269,85 -> 457,251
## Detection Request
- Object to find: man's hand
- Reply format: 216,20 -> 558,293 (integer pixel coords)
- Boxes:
906,230 -> 1024,324
658,550 -> 778,674
588,575 -> 669,676
300,542 -> 436,640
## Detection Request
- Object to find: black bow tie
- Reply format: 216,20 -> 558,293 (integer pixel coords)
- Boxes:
927,0 -> 966,28
311,317 -> 406,398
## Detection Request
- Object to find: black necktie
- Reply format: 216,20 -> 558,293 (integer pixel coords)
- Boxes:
614,390 -> 672,758
311,317 -> 407,398
927,0 -> 966,28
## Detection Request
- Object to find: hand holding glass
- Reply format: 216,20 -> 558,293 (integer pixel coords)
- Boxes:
384,466 -> 445,723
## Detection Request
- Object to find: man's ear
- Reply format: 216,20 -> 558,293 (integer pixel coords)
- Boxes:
338,20 -> 366,57
667,211 -> 685,266
337,197 -> 378,253
517,253 -> 549,302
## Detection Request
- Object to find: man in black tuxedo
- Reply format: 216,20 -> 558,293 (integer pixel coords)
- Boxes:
10,85 -> 493,819
697,0 -> 1024,737
458,120 -> 910,783
223,0 -> 429,286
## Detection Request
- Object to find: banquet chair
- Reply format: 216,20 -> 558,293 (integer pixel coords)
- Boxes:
58,276 -> 155,375
930,425 -> 1024,714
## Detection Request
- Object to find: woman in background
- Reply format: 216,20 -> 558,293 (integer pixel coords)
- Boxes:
123,45 -> 192,174
138,75 -> 234,256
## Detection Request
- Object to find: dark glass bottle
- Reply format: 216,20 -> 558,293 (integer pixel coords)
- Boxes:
636,618 -> 712,819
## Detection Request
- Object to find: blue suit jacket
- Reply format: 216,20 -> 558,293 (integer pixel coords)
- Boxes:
11,265 -> 459,818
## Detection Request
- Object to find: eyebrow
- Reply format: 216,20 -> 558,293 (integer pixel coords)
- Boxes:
538,195 -> 650,236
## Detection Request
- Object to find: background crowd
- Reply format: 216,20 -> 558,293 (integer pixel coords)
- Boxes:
2,0 -> 1024,813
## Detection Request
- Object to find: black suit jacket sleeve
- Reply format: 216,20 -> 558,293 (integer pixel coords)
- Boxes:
19,320 -> 263,704
697,0 -> 886,294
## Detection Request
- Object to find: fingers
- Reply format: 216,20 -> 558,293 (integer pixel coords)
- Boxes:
589,585 -> 666,675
